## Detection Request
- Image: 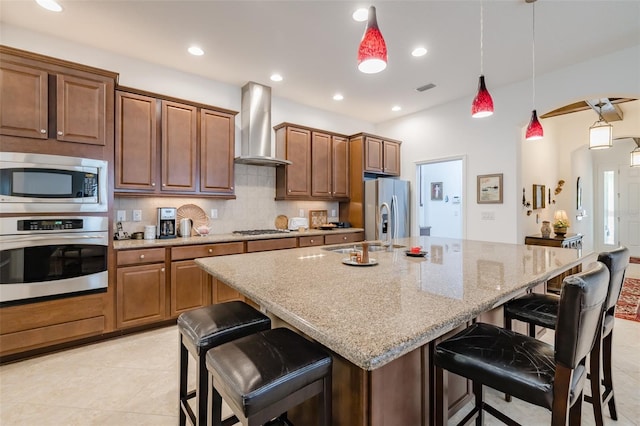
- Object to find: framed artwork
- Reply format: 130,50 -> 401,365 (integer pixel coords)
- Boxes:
532,184 -> 546,210
431,182 -> 443,201
477,173 -> 503,204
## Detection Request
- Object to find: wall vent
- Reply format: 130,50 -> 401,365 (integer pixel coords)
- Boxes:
416,83 -> 436,92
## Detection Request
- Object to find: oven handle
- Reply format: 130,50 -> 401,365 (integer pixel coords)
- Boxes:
0,235 -> 106,243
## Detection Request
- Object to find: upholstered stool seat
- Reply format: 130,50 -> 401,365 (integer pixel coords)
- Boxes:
504,293 -> 559,333
206,327 -> 333,426
178,301 -> 271,426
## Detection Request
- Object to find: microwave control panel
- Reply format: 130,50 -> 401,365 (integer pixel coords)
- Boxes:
18,219 -> 83,231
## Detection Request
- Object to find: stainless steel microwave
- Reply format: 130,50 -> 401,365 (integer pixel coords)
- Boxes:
0,152 -> 108,213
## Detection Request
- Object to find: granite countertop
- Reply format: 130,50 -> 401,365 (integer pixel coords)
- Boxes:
195,237 -> 593,371
113,227 -> 363,249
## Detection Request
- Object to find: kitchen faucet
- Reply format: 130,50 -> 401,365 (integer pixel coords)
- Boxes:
379,202 -> 392,247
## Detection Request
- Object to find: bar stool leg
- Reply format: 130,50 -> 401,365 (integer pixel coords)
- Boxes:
197,352 -> 209,426
590,333 -> 605,426
602,330 -> 618,420
320,374 -> 332,426
179,335 -> 189,426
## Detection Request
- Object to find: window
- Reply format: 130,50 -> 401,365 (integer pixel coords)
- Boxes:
603,170 -> 615,245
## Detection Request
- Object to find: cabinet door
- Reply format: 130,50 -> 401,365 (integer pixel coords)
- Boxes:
285,126 -> 312,196
311,131 -> 332,197
115,91 -> 158,190
200,109 -> 234,193
0,62 -> 48,139
56,74 -> 107,146
161,100 -> 197,192
116,263 -> 166,329
364,136 -> 384,173
383,141 -> 400,176
332,135 -> 350,198
213,278 -> 244,304
170,260 -> 211,317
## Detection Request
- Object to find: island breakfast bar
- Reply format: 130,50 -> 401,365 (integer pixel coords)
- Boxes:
195,236 -> 593,425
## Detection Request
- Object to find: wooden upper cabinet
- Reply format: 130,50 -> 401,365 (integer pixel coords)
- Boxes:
0,61 -> 48,139
115,91 -> 157,190
311,131 -> 332,197
200,108 -> 234,194
383,140 -> 401,176
362,135 -> 401,176
332,135 -> 350,198
276,125 -> 311,198
161,100 -> 197,192
56,74 -> 107,146
365,136 -> 384,173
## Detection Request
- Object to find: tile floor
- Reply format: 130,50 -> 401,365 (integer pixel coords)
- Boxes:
1,264 -> 639,425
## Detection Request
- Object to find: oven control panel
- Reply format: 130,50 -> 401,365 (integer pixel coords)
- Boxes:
17,219 -> 84,231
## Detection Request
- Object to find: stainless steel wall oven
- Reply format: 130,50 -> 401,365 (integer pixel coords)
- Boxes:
0,216 -> 108,305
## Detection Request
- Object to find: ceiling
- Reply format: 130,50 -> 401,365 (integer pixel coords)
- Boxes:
1,0 -> 638,123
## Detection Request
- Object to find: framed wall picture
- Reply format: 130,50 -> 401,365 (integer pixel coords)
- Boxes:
532,184 -> 546,210
431,182 -> 443,201
477,173 -> 503,204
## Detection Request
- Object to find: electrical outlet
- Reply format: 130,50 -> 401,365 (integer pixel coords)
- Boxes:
331,209 -> 336,217
298,208 -> 304,217
116,210 -> 126,222
133,210 -> 142,221
210,209 -> 218,219
481,211 -> 495,220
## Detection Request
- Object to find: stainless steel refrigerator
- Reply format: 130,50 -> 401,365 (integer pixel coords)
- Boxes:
364,178 -> 410,241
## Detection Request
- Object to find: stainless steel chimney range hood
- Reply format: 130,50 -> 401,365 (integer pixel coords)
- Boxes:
235,82 -> 291,166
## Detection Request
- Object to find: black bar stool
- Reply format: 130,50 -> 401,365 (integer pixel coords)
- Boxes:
206,327 -> 333,426
178,301 -> 271,426
504,247 -> 629,425
435,262 -> 610,425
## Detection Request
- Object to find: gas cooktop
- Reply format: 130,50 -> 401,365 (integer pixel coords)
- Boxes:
232,229 -> 290,236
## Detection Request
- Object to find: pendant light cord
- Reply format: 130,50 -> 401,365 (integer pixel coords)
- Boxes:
531,1 -> 536,109
480,0 -> 484,74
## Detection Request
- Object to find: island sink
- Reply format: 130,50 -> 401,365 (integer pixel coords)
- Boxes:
323,243 -> 405,253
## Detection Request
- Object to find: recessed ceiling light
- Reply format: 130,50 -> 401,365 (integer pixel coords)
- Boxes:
333,93 -> 344,101
391,105 -> 402,112
352,8 -> 368,22
187,46 -> 204,56
270,74 -> 283,82
36,0 -> 63,12
412,47 -> 427,57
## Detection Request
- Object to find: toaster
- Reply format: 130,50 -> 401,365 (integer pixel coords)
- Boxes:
288,217 -> 309,230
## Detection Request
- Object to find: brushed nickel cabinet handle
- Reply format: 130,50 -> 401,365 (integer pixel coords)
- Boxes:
208,249 -> 213,253
161,267 -> 165,272
40,129 -> 46,134
57,131 -> 63,136
140,254 -> 145,259
152,183 -> 156,187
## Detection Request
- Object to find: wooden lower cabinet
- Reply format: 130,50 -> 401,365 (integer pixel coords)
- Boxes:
0,292 -> 106,357
324,231 -> 364,245
212,278 -> 245,304
170,260 -> 211,317
116,262 -> 166,329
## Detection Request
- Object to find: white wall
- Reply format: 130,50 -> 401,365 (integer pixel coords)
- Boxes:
376,45 -> 640,244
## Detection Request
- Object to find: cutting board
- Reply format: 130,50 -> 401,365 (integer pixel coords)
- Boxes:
275,215 -> 288,230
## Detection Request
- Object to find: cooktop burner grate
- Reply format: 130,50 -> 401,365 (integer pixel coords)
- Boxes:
232,229 -> 290,236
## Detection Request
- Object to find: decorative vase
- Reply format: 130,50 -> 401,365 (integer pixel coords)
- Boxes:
540,221 -> 551,238
554,226 -> 568,236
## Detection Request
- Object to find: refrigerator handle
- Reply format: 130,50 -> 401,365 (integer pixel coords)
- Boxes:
375,205 -> 380,240
393,195 -> 399,239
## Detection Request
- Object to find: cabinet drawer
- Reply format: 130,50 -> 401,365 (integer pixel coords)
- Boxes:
246,238 -> 297,253
299,235 -> 325,247
171,242 -> 244,261
117,248 -> 165,266
325,232 -> 364,245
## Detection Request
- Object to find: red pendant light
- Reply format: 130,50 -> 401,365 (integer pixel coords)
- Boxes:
471,1 -> 493,118
526,109 -> 544,140
357,6 -> 387,74
525,0 -> 543,141
472,76 -> 494,118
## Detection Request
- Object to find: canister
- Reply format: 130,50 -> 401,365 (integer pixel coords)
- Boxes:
144,225 -> 156,240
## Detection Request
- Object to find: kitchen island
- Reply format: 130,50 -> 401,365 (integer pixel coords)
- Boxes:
196,236 -> 593,425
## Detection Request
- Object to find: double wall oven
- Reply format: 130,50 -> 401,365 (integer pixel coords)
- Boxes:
0,152 -> 109,306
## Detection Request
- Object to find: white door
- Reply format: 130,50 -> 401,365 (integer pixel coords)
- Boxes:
619,164 -> 640,257
595,165 -> 618,253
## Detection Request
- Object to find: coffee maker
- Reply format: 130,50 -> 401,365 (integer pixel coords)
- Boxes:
157,207 -> 177,239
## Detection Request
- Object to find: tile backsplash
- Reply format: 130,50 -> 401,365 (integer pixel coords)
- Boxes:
114,164 -> 339,234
